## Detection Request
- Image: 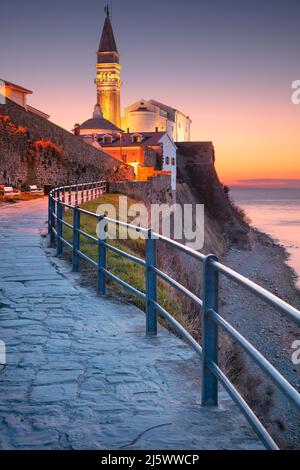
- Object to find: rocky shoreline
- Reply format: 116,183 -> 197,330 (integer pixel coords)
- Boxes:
221,229 -> 300,449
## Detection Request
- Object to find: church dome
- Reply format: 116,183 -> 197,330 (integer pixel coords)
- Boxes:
80,117 -> 122,132
80,104 -> 123,132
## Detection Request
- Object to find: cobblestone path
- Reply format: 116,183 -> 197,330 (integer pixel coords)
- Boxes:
0,199 -> 263,449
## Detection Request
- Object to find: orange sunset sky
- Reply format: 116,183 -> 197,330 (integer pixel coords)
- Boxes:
1,0 -> 300,186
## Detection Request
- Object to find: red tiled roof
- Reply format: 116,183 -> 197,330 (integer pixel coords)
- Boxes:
99,132 -> 165,147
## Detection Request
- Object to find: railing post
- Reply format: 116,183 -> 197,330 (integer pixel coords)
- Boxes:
72,206 -> 80,272
202,255 -> 219,406
145,229 -> 157,336
75,186 -> 78,206
97,215 -> 107,295
49,196 -> 55,244
57,200 -> 63,256
48,194 -> 51,234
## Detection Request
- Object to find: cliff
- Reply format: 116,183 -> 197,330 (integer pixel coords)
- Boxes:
111,142 -> 252,255
0,99 -> 134,188
176,142 -> 252,249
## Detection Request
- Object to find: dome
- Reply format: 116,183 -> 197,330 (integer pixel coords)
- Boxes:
80,104 -> 123,132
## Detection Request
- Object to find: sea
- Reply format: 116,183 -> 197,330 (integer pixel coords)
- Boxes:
230,187 -> 300,289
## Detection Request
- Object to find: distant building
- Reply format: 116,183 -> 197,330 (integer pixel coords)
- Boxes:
122,99 -> 191,142
95,7 -> 122,128
75,103 -> 122,148
74,5 -> 192,190
98,131 -> 177,190
0,79 -> 50,120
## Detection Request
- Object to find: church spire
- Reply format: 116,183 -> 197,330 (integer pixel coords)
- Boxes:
95,5 -> 122,127
98,5 -> 118,56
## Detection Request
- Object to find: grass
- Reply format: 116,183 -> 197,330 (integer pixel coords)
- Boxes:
62,193 -> 187,331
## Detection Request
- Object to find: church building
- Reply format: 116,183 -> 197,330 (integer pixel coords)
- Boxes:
74,5 -> 193,191
95,5 -> 122,128
122,99 -> 191,142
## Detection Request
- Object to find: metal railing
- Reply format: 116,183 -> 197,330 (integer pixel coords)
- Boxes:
49,182 -> 300,451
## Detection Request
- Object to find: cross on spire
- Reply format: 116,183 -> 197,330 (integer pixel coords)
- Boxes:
104,4 -> 110,17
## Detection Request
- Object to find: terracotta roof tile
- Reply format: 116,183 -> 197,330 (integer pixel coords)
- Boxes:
98,132 -> 165,147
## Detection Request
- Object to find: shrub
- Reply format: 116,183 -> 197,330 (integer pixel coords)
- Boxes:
33,139 -> 63,159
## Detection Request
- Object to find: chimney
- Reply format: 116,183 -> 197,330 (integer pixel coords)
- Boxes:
74,123 -> 80,136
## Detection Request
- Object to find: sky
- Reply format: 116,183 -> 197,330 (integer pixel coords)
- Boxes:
1,0 -> 300,186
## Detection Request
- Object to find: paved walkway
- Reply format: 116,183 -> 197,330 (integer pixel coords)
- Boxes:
0,199 -> 263,449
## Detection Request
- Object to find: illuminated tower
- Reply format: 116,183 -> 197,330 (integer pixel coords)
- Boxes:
95,5 -> 121,128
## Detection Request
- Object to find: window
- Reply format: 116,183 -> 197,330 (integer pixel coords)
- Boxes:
171,157 -> 176,166
132,134 -> 142,143
165,156 -> 170,165
102,135 -> 112,144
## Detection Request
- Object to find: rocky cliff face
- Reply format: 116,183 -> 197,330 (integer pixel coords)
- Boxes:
176,142 -> 252,250
0,99 -> 134,188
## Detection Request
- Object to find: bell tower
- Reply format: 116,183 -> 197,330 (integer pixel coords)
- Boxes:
95,5 -> 121,128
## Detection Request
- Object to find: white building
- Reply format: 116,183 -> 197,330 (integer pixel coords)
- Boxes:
122,99 -> 191,142
0,79 -> 50,119
98,131 -> 177,190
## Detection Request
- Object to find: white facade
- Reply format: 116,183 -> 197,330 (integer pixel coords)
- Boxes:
122,99 -> 191,142
159,133 -> 177,191
1,80 -> 50,119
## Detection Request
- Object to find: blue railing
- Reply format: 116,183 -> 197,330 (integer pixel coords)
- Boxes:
49,182 -> 300,451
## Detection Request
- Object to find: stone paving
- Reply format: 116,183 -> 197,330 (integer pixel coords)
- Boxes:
0,199 -> 263,449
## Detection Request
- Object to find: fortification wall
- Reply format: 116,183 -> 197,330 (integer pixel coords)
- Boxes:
109,174 -> 173,205
0,99 -> 134,188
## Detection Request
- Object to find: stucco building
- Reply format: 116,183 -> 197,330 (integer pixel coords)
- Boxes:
98,131 -> 177,190
122,99 -> 191,142
74,103 -> 122,148
0,79 -> 50,120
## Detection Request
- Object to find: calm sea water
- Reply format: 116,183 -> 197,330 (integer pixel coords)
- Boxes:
231,188 -> 300,288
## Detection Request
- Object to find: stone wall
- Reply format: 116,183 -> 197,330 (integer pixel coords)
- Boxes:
109,174 -> 173,206
0,99 -> 134,188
